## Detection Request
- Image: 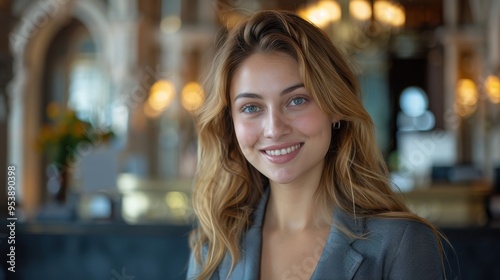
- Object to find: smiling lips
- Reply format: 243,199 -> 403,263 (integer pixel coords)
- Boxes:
264,143 -> 302,156
261,143 -> 303,164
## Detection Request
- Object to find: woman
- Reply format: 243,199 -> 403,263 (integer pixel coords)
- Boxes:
188,10 -> 452,280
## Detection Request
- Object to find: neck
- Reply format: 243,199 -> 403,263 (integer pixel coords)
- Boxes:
265,180 -> 331,232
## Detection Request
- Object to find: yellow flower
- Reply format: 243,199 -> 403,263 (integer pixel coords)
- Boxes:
55,122 -> 69,138
35,104 -> 115,164
35,125 -> 54,152
46,102 -> 61,120
39,125 -> 53,142
64,110 -> 77,122
72,121 -> 87,138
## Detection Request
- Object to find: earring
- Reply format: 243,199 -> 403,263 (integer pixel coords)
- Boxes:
333,121 -> 341,129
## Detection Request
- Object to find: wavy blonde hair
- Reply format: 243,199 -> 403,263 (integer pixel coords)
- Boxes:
190,10 -> 446,279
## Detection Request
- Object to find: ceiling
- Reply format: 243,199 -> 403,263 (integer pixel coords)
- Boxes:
271,0 -> 443,30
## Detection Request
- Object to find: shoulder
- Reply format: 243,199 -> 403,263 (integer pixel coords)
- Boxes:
362,217 -> 441,260
333,209 -> 446,278
365,216 -> 437,242
334,209 -> 442,262
359,217 -> 445,279
357,215 -> 440,254
334,208 -> 437,245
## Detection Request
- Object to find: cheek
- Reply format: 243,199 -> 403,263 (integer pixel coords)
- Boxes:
294,114 -> 332,138
233,119 -> 261,149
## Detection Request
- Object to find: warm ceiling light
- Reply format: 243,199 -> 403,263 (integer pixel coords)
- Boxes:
350,0 -> 372,21
164,191 -> 189,218
391,5 -> 406,27
455,79 -> 478,117
485,75 -> 500,104
317,0 -> 341,21
299,0 -> 405,29
181,82 -> 204,112
298,0 -> 341,28
374,1 -> 405,27
456,79 -> 478,106
148,80 -> 176,111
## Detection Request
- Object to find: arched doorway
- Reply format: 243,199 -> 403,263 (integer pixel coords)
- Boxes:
8,0 -> 118,218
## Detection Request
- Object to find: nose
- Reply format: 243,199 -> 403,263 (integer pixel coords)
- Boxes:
263,110 -> 292,139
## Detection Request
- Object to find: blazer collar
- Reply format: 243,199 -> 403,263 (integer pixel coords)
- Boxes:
226,188 -> 365,280
310,209 -> 365,279
217,188 -> 269,280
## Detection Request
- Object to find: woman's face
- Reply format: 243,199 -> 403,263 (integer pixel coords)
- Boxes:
230,52 -> 333,186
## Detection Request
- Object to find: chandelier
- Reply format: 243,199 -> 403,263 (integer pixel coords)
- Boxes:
298,0 -> 405,51
454,74 -> 500,118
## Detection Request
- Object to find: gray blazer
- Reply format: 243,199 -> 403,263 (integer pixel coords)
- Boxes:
187,188 -> 448,280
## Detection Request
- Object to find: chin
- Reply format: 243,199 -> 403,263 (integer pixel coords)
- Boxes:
266,174 -> 298,185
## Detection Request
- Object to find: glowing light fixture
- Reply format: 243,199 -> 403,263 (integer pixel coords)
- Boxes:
181,82 -> 204,112
299,0 -> 405,29
350,0 -> 372,21
485,75 -> 500,104
400,86 -> 428,117
455,79 -> 478,117
298,0 -> 341,28
122,192 -> 150,222
374,1 -> 405,27
148,79 -> 176,111
165,191 -> 190,218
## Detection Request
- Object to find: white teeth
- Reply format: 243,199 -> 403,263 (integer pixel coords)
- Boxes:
265,144 -> 301,156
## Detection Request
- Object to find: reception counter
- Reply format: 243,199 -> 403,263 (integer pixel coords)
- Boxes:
0,222 -> 192,280
0,220 -> 499,280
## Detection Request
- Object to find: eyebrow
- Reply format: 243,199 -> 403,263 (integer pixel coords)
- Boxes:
234,83 -> 305,101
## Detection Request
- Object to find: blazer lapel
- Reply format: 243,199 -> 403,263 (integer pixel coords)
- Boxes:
221,188 -> 269,280
311,210 -> 365,280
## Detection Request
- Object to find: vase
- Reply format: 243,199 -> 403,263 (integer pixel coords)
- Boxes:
55,165 -> 70,203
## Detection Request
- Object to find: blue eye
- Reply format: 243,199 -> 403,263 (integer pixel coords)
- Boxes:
289,97 -> 306,106
241,105 -> 260,113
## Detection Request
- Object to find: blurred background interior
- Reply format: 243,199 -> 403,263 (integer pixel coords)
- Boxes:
0,0 -> 499,279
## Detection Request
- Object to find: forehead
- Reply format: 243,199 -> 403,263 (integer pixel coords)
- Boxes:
230,52 -> 302,98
